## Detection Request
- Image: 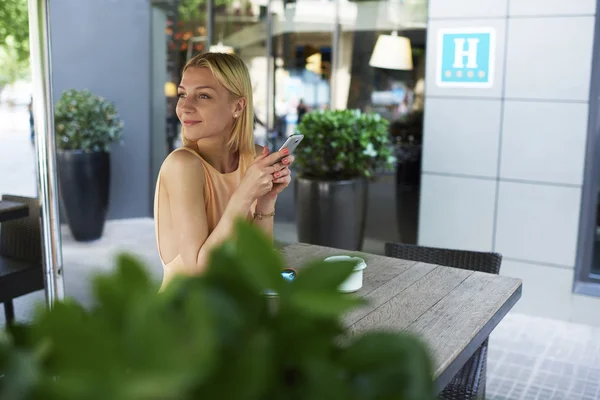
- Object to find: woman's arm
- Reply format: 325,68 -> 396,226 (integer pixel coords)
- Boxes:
163,151 -> 253,274
251,144 -> 276,241
252,196 -> 276,241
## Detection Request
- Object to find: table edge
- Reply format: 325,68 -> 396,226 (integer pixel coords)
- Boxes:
434,280 -> 523,394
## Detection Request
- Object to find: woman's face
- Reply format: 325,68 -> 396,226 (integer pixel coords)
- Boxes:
176,67 -> 243,143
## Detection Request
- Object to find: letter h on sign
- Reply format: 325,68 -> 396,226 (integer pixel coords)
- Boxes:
436,28 -> 495,88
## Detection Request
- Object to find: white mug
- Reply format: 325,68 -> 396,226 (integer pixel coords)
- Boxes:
324,255 -> 367,293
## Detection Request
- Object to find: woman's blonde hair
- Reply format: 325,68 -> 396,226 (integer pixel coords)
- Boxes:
180,52 -> 255,157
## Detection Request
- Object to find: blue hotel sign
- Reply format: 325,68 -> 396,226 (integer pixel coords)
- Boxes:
436,28 -> 496,88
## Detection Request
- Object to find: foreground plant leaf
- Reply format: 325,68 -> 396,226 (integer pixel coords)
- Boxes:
0,220 -> 434,400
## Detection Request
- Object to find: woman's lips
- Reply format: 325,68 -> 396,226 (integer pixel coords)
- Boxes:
183,120 -> 200,126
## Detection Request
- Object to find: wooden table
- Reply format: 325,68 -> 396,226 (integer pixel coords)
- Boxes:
0,200 -> 28,223
282,243 -> 522,393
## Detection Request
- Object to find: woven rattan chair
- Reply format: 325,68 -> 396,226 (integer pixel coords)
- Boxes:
384,242 -> 502,400
0,195 -> 44,324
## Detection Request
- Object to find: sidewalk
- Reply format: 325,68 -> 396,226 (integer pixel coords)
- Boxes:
0,104 -> 38,197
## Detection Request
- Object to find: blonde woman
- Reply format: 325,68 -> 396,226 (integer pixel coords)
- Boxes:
154,52 -> 294,290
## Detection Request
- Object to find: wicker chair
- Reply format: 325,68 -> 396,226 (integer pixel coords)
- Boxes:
384,242 -> 502,400
0,195 -> 44,324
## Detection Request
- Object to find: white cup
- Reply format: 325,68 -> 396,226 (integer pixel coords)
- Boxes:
324,255 -> 367,293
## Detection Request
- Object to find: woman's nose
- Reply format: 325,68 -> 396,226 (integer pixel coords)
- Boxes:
179,98 -> 194,113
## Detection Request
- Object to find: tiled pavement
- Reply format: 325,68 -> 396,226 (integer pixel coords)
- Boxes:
487,313 -> 600,400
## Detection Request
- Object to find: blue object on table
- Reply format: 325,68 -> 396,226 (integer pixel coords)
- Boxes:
265,268 -> 297,296
281,268 -> 296,282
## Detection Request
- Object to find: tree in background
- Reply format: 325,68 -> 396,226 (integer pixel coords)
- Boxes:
0,37 -> 29,93
0,0 -> 30,94
0,0 -> 29,62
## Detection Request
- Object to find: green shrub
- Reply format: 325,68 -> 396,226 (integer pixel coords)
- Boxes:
54,89 -> 124,152
295,109 -> 395,180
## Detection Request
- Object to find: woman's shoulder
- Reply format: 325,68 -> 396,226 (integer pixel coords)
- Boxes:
160,147 -> 206,182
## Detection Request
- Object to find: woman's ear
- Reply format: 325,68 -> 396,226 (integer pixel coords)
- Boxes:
233,97 -> 246,117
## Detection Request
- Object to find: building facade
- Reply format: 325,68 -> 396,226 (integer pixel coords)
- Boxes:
419,0 -> 600,325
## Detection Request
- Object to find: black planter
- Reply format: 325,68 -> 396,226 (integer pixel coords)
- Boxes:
295,177 -> 368,251
57,150 -> 110,241
395,145 -> 421,245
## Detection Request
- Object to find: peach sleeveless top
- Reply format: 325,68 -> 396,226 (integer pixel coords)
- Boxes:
154,147 -> 255,289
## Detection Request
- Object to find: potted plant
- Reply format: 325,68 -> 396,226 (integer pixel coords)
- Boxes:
0,220 -> 434,400
54,89 -> 124,241
294,109 -> 395,250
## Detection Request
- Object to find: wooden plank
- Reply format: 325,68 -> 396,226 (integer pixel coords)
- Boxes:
282,243 -> 416,295
347,266 -> 472,337
344,262 -> 436,327
407,271 -> 522,379
283,243 -> 412,272
282,243 -> 333,267
358,256 -> 417,295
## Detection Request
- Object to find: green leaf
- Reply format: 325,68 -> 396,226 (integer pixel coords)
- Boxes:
0,345 -> 40,400
28,300 -> 121,378
233,219 -> 285,294
293,259 -> 357,292
119,288 -> 217,398
92,254 -> 157,328
341,332 -> 435,400
288,291 -> 365,318
297,358 -> 350,400
0,221 -> 434,400
203,242 -> 269,323
200,328 -> 274,399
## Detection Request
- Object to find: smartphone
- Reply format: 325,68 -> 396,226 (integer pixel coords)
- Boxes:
275,134 -> 304,162
278,134 -> 304,154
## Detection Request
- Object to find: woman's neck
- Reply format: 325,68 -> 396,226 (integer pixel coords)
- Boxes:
192,136 -> 238,174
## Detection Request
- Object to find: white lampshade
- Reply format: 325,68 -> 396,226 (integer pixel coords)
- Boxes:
209,42 -> 235,54
369,32 -> 413,70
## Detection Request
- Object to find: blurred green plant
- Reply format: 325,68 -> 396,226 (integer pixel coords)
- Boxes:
178,0 -> 234,24
54,89 -> 124,152
295,109 -> 396,180
0,0 -> 29,63
0,36 -> 29,91
0,220 -> 434,400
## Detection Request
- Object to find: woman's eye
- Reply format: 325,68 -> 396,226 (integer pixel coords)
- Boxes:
199,93 -> 210,99
177,93 -> 186,99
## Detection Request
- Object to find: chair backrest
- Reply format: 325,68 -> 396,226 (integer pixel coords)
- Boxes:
384,242 -> 502,275
0,195 -> 42,263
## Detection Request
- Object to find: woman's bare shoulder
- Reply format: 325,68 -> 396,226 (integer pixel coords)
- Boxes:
160,148 -> 206,183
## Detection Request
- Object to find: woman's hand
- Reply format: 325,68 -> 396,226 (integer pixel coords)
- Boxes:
234,146 -> 291,203
262,147 -> 294,200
